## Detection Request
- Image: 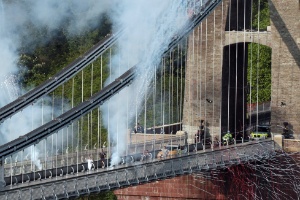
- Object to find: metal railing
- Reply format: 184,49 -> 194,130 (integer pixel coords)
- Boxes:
3,135 -> 187,177
0,140 -> 275,199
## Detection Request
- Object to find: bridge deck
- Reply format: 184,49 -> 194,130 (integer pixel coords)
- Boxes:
0,140 -> 275,199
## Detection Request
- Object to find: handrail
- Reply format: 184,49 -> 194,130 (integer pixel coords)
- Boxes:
0,140 -> 275,194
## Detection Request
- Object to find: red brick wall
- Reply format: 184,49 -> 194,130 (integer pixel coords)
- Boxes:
114,175 -> 226,200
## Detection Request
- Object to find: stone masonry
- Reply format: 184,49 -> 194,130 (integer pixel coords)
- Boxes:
182,1 -> 229,143
183,0 -> 300,142
114,174 -> 226,200
268,0 -> 300,137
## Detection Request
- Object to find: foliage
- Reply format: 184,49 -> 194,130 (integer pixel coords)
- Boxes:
77,191 -> 117,200
19,16 -> 112,89
252,0 -> 270,30
247,0 -> 272,103
137,48 -> 186,128
247,43 -> 271,103
18,15 -> 112,146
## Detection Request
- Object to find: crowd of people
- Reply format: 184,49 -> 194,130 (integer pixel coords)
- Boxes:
83,120 -> 289,172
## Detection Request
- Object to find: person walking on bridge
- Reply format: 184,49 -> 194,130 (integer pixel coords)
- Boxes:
86,156 -> 93,171
100,149 -> 106,168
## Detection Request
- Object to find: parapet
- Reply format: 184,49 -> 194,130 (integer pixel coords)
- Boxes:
273,134 -> 283,150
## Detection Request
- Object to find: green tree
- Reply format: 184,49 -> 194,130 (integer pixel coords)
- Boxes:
18,15 -> 112,148
137,48 -> 186,128
252,0 -> 270,30
247,43 -> 272,103
248,0 -> 272,103
77,191 -> 117,200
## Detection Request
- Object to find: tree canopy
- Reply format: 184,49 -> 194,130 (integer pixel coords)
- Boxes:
247,0 -> 271,103
252,0 -> 270,30
248,43 -> 272,103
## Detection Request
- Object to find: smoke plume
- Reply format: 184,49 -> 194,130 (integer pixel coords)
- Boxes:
0,0 -> 192,168
102,0 -> 189,165
0,0 -> 112,144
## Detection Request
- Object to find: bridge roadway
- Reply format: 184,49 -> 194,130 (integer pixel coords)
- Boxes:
3,135 -> 187,177
0,140 -> 275,199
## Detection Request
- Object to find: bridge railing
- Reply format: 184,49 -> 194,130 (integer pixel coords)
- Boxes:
0,140 -> 275,199
2,137 -> 274,187
3,135 -> 187,177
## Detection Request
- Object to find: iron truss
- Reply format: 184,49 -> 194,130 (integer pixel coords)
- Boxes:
0,141 -> 275,199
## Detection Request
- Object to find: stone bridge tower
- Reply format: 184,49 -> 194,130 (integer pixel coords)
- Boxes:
182,0 -> 300,143
269,0 -> 300,136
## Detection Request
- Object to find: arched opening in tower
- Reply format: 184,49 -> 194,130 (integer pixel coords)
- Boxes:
221,0 -> 271,139
221,43 -> 272,138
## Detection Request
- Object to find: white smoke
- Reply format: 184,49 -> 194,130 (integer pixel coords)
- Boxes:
0,1 -> 116,173
30,146 -> 42,171
0,0 -> 112,144
102,0 -> 189,166
0,0 -> 192,168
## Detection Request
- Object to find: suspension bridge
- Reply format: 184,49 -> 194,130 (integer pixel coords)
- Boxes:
0,0 -> 299,199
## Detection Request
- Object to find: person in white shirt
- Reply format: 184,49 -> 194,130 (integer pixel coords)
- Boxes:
86,156 -> 93,171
